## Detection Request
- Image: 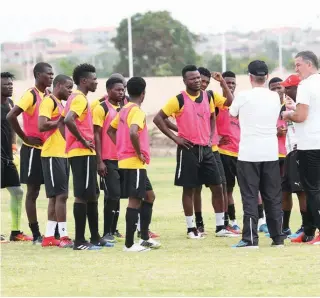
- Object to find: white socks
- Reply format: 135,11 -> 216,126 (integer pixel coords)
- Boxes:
258,217 -> 266,227
231,219 -> 238,226
58,222 -> 68,238
216,213 -> 225,227
185,216 -> 195,228
45,220 -> 57,237
137,214 -> 141,232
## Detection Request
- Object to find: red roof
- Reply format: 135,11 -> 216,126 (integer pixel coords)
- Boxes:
31,28 -> 70,37
72,26 -> 115,33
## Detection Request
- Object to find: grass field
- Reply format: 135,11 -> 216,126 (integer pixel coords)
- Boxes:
1,157 -> 319,297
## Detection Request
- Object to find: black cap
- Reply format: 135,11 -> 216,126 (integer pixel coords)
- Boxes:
248,60 -> 268,76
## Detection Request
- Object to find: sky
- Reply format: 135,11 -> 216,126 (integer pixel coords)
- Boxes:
1,0 -> 319,43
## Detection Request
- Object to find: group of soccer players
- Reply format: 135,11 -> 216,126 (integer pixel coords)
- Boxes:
1,50 -> 319,251
2,63 -> 160,251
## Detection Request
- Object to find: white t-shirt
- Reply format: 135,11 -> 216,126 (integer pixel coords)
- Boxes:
295,73 -> 320,150
286,121 -> 297,154
229,87 -> 281,162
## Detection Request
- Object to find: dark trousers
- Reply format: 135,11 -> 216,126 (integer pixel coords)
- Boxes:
297,150 -> 320,236
237,160 -> 283,245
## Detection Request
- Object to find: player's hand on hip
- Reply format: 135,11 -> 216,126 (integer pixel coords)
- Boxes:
81,139 -> 95,151
219,135 -> 231,146
138,153 -> 146,164
174,136 -> 193,150
24,136 -> 43,147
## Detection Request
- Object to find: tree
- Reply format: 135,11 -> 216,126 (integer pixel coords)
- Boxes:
94,49 -> 120,77
51,57 -> 79,76
112,11 -> 198,76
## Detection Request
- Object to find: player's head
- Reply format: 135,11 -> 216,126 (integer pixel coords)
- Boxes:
33,62 -> 54,88
53,75 -> 73,101
106,77 -> 125,103
248,60 -> 268,86
222,71 -> 236,94
182,65 -> 201,92
72,63 -> 98,92
126,77 -> 146,103
281,74 -> 301,102
295,51 -> 319,80
1,72 -> 14,98
198,67 -> 211,91
268,77 -> 284,100
109,73 -> 127,88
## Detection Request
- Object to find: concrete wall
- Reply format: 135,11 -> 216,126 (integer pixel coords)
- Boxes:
11,71 -> 290,116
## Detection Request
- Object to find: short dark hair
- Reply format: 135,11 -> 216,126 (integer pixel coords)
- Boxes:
222,71 -> 236,78
182,65 -> 198,78
127,77 -> 146,97
198,67 -> 211,78
72,63 -> 96,85
53,74 -> 72,87
106,77 -> 124,90
33,62 -> 52,79
295,51 -> 319,69
268,77 -> 283,87
1,72 -> 15,79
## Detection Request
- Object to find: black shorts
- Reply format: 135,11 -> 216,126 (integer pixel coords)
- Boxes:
20,144 -> 44,185
279,157 -> 285,176
282,151 -> 304,193
100,160 -> 120,200
119,168 -> 151,199
212,151 -> 226,185
146,176 -> 153,191
1,159 -> 20,188
41,157 -> 69,198
220,154 -> 238,191
174,145 -> 222,188
69,155 -> 97,201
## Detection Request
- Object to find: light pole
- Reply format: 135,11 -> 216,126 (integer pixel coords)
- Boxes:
221,32 -> 226,72
128,16 -> 133,77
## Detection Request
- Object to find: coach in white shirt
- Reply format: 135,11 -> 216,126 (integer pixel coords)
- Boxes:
283,51 -> 320,244
230,60 -> 284,248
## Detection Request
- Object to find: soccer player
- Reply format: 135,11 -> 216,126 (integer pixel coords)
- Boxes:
195,67 -> 237,235
269,77 -> 287,172
108,77 -> 160,252
93,77 -> 124,243
153,65 -> 234,238
1,72 -> 31,242
278,74 -> 307,240
282,51 -> 320,245
230,60 -> 284,248
7,63 -> 54,244
216,71 -> 241,231
38,74 -> 74,248
90,73 -> 127,112
64,64 -> 109,250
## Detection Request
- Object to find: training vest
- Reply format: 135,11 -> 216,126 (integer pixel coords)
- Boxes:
22,88 -> 45,140
101,97 -> 119,160
117,103 -> 150,164
64,93 -> 94,153
42,95 -> 64,142
216,108 -> 240,154
176,91 -> 211,146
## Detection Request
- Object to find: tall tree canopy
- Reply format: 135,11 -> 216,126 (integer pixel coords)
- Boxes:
113,11 -> 199,76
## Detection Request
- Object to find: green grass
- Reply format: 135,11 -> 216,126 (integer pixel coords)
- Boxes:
1,157 -> 319,297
